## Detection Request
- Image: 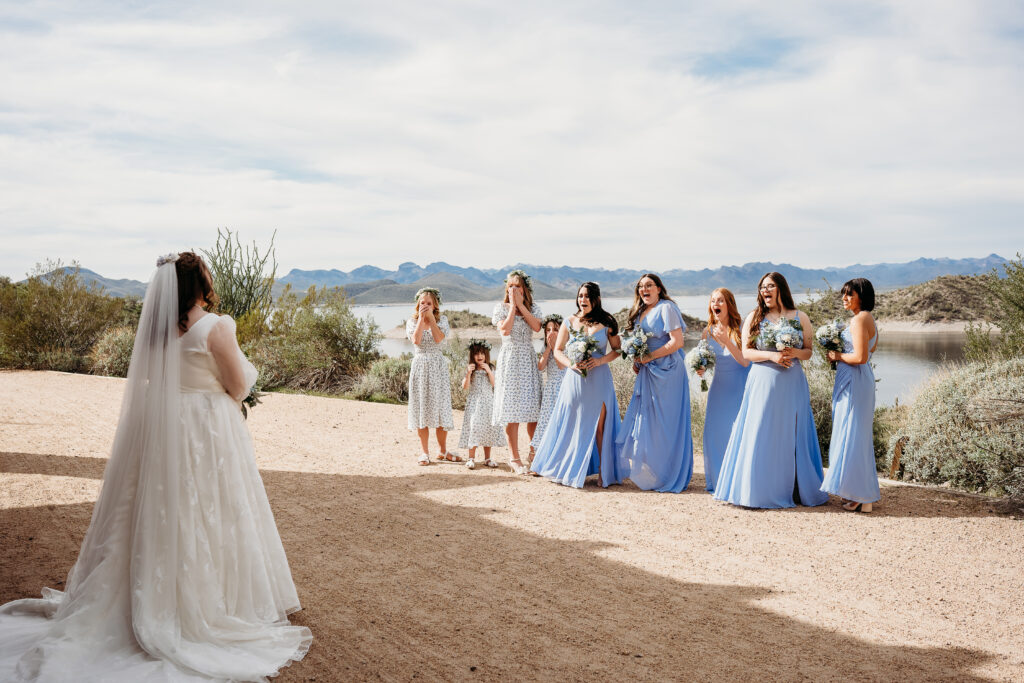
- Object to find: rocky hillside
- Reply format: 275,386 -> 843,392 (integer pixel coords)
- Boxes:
804,275 -> 995,324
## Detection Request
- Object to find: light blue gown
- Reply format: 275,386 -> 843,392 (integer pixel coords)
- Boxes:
616,300 -> 693,492
531,325 -> 624,488
702,335 -> 751,492
713,317 -> 829,509
821,326 -> 880,503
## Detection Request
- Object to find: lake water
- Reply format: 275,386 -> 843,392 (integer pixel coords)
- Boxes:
352,298 -> 964,406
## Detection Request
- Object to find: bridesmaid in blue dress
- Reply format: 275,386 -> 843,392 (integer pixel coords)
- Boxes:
698,288 -> 751,493
616,273 -> 693,492
714,272 -> 829,509
821,278 -> 880,512
530,282 -> 624,488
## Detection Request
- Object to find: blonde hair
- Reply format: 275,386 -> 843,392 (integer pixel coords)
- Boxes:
706,288 -> 743,346
502,273 -> 534,312
411,290 -> 440,321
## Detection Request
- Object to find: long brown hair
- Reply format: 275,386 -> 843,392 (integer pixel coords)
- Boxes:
175,251 -> 217,333
706,287 -> 743,346
626,273 -> 673,331
747,272 -> 797,347
576,282 -> 618,335
467,342 -> 492,368
502,272 -> 534,312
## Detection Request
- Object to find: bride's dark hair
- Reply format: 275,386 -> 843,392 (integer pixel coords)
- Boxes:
175,252 -> 218,332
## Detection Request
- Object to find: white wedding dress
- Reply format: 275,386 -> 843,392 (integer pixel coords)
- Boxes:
0,261 -> 311,682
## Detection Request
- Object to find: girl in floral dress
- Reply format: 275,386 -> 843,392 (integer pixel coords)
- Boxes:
407,287 -> 457,465
491,270 -> 543,473
530,314 -> 567,467
459,340 -> 507,469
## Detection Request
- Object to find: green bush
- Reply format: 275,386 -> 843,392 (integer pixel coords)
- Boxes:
349,356 -> 412,404
964,253 -> 1024,362
248,285 -> 381,393
0,261 -> 122,372
202,228 -> 276,345
872,403 -> 908,473
444,309 -> 492,328
690,394 -> 706,451
805,356 -> 837,465
89,326 -> 136,377
889,358 -> 1024,501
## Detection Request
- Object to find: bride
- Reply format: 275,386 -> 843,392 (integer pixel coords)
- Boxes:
0,252 -> 311,681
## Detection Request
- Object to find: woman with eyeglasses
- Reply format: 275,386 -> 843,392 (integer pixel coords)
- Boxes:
713,272 -> 829,509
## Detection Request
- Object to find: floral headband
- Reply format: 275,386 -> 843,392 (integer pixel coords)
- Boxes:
466,338 -> 492,351
541,313 -> 563,327
156,253 -> 179,267
505,269 -> 533,292
414,287 -> 442,306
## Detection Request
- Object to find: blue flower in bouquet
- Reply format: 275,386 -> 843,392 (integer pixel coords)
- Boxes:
619,328 -> 650,364
814,318 -> 847,369
757,317 -> 803,351
565,329 -> 600,377
685,339 -> 716,391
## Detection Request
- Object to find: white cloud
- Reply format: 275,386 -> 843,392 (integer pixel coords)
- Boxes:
1,1 -> 1021,280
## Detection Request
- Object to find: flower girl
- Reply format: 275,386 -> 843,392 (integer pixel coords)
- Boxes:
459,340 -> 507,469
529,314 -> 567,465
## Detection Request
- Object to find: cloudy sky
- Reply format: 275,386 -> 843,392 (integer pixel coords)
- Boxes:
2,1 -> 1022,281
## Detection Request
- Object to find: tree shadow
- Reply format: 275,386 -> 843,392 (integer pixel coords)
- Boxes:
0,452 -> 1001,680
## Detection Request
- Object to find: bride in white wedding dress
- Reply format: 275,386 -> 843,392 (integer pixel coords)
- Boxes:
0,252 -> 311,682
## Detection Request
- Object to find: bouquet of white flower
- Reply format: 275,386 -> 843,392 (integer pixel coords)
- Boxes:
565,329 -> 600,377
814,318 -> 847,370
758,318 -> 804,352
685,339 -> 716,391
619,328 -> 650,364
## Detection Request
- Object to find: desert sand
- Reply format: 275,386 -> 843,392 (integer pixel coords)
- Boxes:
2,370 -> 1023,682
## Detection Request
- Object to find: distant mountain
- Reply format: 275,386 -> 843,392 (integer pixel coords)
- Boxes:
280,254 -> 1010,301
37,267 -> 148,298
348,273 -> 573,304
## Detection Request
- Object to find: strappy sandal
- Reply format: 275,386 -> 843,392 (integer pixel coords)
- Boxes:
466,459 -> 476,470
483,459 -> 498,468
442,452 -> 464,462
417,453 -> 430,466
509,459 -> 527,475
843,501 -> 872,513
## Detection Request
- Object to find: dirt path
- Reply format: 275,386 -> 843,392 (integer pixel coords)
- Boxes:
2,371 -> 1022,682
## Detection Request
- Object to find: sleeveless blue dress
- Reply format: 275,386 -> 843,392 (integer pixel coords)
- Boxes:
713,316 -> 829,508
616,300 -> 693,492
531,325 -> 624,488
821,325 -> 880,503
702,334 -> 750,492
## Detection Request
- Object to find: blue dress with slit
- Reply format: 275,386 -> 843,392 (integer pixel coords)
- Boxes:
820,325 -> 880,503
616,300 -> 693,492
531,325 -> 623,488
713,316 -> 829,508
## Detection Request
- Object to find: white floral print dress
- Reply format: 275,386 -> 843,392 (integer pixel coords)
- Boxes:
530,344 -> 568,448
406,315 -> 454,431
458,369 -> 507,448
491,302 -> 542,425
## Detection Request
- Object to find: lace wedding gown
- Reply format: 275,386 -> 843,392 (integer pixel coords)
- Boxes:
0,262 -> 311,682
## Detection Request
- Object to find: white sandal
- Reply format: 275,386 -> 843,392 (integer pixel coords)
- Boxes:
466,459 -> 476,470
417,453 -> 430,466
483,459 -> 498,468
509,460 -> 527,475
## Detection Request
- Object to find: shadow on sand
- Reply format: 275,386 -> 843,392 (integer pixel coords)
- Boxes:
0,451 -> 1002,680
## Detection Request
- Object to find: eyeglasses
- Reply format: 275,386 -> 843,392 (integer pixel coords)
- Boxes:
759,284 -> 777,292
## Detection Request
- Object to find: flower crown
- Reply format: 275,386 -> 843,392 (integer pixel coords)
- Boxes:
505,269 -> 533,292
156,253 -> 179,267
414,287 -> 442,306
541,313 -> 564,327
466,337 -> 492,351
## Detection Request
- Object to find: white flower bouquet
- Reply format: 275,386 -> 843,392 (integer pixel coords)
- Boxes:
619,328 -> 650,364
685,339 -> 716,391
565,329 -> 600,377
814,318 -> 847,369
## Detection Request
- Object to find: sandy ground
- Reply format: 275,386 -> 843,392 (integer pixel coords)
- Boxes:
2,371 -> 1023,682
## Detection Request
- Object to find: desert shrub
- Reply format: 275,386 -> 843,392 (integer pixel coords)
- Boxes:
690,394 -> 706,451
872,403 -> 908,473
964,253 -> 1024,362
348,356 -> 411,404
889,358 -> 1024,501
248,285 -> 381,392
0,261 -> 122,372
202,228 -> 276,345
89,326 -> 136,377
802,282 -> 845,327
804,356 -> 838,464
442,332 -> 472,411
444,309 -> 492,328
609,359 -> 636,417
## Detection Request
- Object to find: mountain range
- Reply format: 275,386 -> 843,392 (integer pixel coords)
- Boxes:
45,254 -> 1010,303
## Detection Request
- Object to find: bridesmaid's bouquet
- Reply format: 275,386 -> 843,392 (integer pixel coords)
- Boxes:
685,339 -> 716,391
814,318 -> 847,370
241,386 -> 264,419
619,328 -> 650,364
566,329 -> 600,377
758,318 -> 803,351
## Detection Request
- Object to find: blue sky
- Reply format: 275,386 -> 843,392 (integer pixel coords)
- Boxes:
1,1 -> 1022,280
